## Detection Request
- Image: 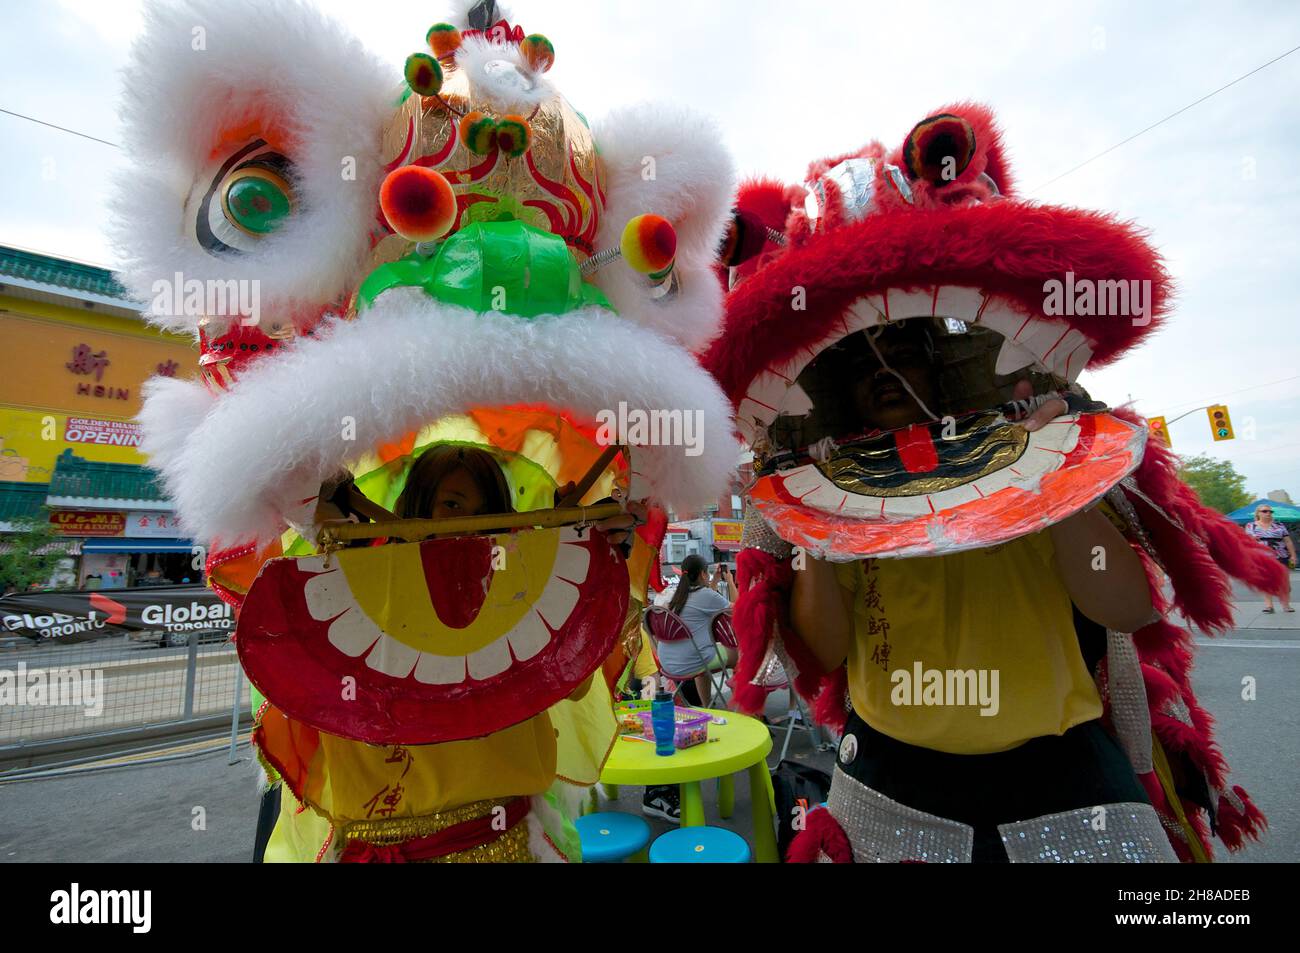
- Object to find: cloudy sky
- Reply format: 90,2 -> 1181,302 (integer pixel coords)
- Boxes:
1,0 -> 1298,500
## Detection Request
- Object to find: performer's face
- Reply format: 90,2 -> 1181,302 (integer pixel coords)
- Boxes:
851,323 -> 939,430
429,466 -> 488,519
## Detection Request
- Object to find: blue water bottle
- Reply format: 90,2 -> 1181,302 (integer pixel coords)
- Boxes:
651,690 -> 676,756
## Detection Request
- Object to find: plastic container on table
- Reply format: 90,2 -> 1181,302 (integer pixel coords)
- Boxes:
640,705 -> 711,750
616,699 -> 652,735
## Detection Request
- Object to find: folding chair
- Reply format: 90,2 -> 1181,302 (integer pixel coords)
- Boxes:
708,609 -> 741,708
760,664 -> 824,763
717,620 -> 826,763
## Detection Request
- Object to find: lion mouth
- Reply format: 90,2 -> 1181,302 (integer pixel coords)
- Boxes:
736,284 -> 1147,558
737,285 -> 1093,446
301,529 -> 595,684
237,525 -> 628,743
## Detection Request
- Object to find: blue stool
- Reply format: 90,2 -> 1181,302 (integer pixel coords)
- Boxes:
649,826 -> 751,864
576,811 -> 652,863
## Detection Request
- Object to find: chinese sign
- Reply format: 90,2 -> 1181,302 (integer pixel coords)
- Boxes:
125,511 -> 181,538
712,519 -> 744,551
49,510 -> 127,537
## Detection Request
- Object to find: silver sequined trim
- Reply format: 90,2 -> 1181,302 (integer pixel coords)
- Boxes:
1107,630 -> 1154,774
1218,786 -> 1246,815
740,506 -> 793,559
998,802 -> 1177,863
826,767 -> 974,863
1162,696 -> 1193,728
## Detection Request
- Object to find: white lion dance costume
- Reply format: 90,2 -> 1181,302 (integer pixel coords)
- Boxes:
116,0 -> 737,861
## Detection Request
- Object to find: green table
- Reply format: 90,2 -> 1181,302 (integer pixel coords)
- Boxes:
599,709 -> 778,863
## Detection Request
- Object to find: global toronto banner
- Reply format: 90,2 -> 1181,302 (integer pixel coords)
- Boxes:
0,585 -> 233,644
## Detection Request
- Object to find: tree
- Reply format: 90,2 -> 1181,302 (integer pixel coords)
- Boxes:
1177,454 -> 1253,515
0,517 -> 64,593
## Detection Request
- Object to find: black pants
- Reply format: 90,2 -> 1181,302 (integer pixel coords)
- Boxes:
836,711 -> 1148,862
252,784 -> 282,863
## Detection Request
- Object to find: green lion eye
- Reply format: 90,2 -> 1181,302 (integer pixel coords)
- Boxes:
221,167 -> 293,235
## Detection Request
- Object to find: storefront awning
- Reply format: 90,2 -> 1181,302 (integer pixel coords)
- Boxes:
0,538 -> 82,556
80,538 -> 195,554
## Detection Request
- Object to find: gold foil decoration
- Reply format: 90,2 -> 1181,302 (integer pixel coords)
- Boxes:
365,68 -> 605,282
819,412 -> 1029,498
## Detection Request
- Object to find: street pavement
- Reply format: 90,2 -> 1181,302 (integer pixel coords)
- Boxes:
0,581 -> 1295,863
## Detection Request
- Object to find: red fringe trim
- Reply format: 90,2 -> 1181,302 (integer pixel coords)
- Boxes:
1216,785 -> 1268,851
732,548 -> 831,718
787,808 -> 853,863
812,668 -> 849,734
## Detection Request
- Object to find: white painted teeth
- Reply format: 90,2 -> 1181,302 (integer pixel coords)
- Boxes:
467,636 -> 513,680
552,541 -> 590,582
736,284 -> 1096,443
535,578 -> 580,630
310,530 -> 595,685
995,337 -> 1039,375
414,652 -> 469,685
366,632 -> 420,678
506,612 -> 551,662
325,605 -> 384,658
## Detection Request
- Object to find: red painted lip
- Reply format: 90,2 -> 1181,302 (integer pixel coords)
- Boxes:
236,529 -> 628,744
422,535 -> 493,628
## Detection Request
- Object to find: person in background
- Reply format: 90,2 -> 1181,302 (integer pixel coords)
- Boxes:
640,555 -> 739,825
660,555 -> 738,707
1245,504 -> 1296,612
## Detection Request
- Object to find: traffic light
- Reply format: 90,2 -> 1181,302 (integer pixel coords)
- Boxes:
1207,405 -> 1234,441
1148,416 -> 1171,448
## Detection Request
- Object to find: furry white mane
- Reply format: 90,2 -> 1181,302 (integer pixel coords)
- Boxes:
111,0 -> 395,334
141,290 -> 741,545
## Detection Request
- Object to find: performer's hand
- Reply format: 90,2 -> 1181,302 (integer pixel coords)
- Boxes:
595,501 -> 648,547
553,481 -> 647,547
314,472 -> 358,526
1012,379 -> 1068,433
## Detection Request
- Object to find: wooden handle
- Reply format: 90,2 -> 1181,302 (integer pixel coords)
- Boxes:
558,444 -> 623,507
321,501 -> 625,544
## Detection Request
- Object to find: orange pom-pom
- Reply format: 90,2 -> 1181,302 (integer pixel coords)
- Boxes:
620,214 -> 676,275
426,23 -> 462,60
519,34 -> 554,73
379,166 -> 457,242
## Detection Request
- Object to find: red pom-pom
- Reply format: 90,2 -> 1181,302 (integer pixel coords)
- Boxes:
902,113 -> 977,186
621,214 -> 676,275
379,166 -> 457,242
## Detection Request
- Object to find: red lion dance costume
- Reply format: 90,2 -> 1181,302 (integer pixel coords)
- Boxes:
705,104 -> 1281,863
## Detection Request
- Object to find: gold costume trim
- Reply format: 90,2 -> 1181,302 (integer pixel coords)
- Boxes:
339,796 -> 537,864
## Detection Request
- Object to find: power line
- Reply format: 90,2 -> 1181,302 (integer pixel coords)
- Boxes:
1152,374 -> 1300,416
0,107 -> 119,149
1031,43 -> 1300,193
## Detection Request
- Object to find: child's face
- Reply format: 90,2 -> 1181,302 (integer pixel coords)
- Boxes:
429,465 -> 488,519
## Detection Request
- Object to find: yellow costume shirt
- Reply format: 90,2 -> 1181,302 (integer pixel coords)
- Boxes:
834,532 -> 1102,755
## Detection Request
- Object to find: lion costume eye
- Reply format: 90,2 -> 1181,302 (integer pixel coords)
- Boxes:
195,141 -> 296,254
222,166 -> 293,235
